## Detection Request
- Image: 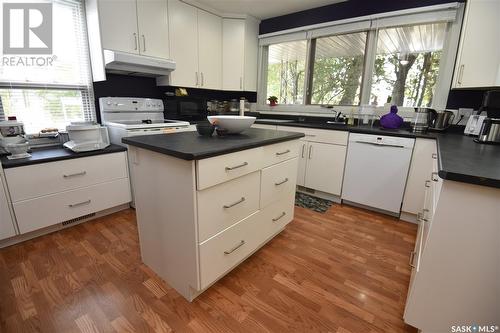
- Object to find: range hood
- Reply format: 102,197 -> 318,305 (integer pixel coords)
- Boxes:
103,50 -> 176,77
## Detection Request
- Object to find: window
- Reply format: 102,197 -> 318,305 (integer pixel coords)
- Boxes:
311,32 -> 367,105
266,40 -> 307,105
370,23 -> 447,107
0,0 -> 95,133
258,5 -> 462,110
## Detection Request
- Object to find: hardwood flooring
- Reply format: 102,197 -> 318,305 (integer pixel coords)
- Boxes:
0,204 -> 418,333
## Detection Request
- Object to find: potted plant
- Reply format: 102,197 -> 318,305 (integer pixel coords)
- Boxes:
268,96 -> 278,107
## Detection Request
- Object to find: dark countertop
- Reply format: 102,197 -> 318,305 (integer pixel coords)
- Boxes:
0,144 -> 127,169
122,128 -> 305,160
255,119 -> 500,189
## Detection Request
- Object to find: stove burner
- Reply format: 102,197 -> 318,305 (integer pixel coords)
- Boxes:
141,119 -> 153,124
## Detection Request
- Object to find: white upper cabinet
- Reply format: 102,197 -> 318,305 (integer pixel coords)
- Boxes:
453,0 -> 500,88
222,17 -> 259,91
198,10 -> 222,90
98,0 -> 139,54
168,0 -> 222,89
136,0 -> 170,59
98,0 -> 170,59
168,0 -> 199,87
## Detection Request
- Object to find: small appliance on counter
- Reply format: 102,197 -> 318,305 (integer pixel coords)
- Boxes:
411,108 -> 432,133
428,109 -> 455,131
467,90 -> 500,144
0,120 -> 31,159
63,122 -> 110,152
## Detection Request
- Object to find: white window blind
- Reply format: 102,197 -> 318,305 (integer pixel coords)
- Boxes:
0,0 -> 95,133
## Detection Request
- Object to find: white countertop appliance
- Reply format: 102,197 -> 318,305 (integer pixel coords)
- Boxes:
63,122 -> 110,153
99,97 -> 191,146
0,120 -> 31,159
342,133 -> 415,215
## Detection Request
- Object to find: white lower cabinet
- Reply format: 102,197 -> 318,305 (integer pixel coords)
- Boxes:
0,172 -> 16,240
304,142 -> 346,196
5,152 -> 131,236
277,126 -> 348,196
131,139 -> 299,301
14,178 -> 131,234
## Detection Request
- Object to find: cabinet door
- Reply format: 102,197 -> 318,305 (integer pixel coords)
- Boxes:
222,19 -> 245,91
453,0 -> 500,88
198,10 -> 222,89
297,141 -> 307,187
305,142 -> 346,196
243,18 -> 259,91
98,0 -> 139,54
401,139 -> 436,215
136,0 -> 169,59
0,176 -> 16,240
168,0 -> 199,87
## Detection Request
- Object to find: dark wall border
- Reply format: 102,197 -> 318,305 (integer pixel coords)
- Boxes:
260,0 -> 465,35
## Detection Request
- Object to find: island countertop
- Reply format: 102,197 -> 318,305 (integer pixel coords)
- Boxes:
122,128 -> 305,160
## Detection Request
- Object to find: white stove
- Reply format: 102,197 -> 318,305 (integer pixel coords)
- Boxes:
99,97 -> 192,145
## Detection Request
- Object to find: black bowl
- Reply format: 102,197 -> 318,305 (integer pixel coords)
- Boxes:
196,122 -> 215,136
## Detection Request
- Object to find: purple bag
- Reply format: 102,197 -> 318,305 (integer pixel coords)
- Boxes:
380,105 -> 403,129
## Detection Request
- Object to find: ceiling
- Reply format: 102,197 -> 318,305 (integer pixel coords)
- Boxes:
194,0 -> 347,20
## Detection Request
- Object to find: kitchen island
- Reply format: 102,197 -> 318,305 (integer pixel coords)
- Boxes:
123,128 -> 304,301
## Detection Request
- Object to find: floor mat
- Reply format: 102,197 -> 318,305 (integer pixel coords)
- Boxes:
295,192 -> 334,213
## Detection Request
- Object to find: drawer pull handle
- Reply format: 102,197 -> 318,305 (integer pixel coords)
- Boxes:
432,153 -> 437,159
223,197 -> 245,209
409,251 -> 416,268
68,199 -> 91,208
301,144 -> 306,158
431,172 -> 439,182
276,149 -> 290,156
275,178 -> 289,186
224,240 -> 245,255
63,171 -> 86,178
225,162 -> 248,171
425,180 -> 431,188
272,211 -> 286,222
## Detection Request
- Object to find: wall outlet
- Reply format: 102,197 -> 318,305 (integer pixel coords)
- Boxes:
457,108 -> 475,125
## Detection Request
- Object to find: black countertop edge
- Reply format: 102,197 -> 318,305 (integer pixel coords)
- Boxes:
122,130 -> 305,161
437,170 -> 500,188
1,144 -> 127,169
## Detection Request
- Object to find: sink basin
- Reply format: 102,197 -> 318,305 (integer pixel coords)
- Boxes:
207,115 -> 256,134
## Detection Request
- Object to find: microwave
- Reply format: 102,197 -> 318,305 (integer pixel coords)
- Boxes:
164,96 -> 207,121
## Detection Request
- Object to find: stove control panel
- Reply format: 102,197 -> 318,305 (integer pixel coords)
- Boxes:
99,97 -> 164,112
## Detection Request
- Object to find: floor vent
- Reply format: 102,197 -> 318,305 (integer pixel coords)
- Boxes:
61,213 -> 96,226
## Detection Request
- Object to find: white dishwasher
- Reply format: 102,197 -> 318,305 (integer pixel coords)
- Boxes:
342,133 -> 415,215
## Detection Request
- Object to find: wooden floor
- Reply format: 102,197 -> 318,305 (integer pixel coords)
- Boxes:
0,204 -> 418,333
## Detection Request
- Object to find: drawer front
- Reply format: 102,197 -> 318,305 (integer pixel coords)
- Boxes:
277,126 -> 348,145
198,192 -> 295,290
6,152 -> 128,202
14,178 -> 131,234
262,140 -> 300,168
197,171 -> 260,242
196,147 -> 263,190
199,211 -> 262,289
259,191 -> 295,236
260,158 -> 298,208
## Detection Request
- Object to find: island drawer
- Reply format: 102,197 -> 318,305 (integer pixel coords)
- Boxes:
260,157 -> 298,208
13,178 -> 131,234
6,152 -> 128,202
197,171 -> 260,242
261,140 -> 300,167
199,211 -> 262,289
260,192 -> 295,236
196,147 -> 263,190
